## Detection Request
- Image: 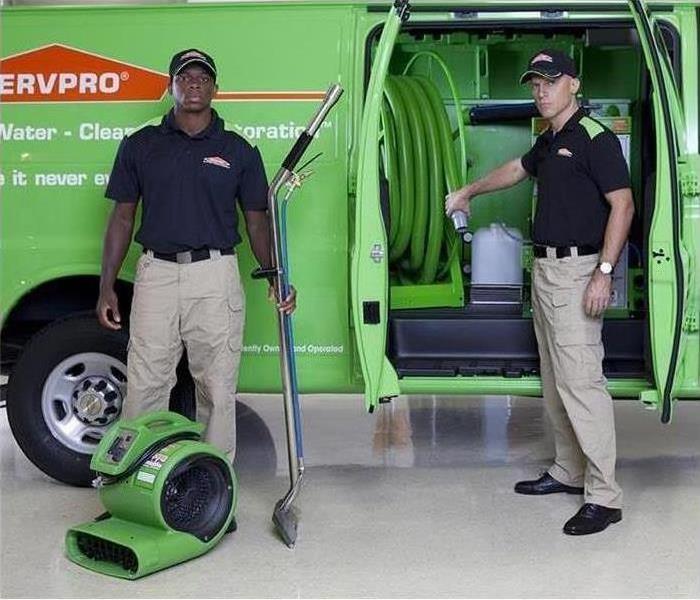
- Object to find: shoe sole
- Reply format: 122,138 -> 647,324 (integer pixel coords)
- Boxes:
514,487 -> 584,496
563,513 -> 622,536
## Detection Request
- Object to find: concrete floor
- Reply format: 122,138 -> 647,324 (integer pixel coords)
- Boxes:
1,392 -> 699,598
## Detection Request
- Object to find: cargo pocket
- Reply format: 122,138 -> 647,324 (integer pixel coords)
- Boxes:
134,254 -> 152,283
227,289 -> 245,354
551,289 -> 603,380
551,288 -> 575,325
555,326 -> 601,347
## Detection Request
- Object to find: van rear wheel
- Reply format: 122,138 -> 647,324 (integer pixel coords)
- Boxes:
6,313 -> 195,486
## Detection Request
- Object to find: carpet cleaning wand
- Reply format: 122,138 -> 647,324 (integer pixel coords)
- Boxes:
254,83 -> 343,548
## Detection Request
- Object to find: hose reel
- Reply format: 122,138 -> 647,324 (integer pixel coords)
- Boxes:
380,52 -> 468,285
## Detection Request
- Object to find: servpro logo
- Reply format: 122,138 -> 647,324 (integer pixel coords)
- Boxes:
0,44 -> 169,103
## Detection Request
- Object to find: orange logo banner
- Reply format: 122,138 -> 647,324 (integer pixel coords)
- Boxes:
0,44 -> 169,103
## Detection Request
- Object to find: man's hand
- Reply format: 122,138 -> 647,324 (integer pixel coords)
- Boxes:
444,185 -> 475,217
584,270 -> 612,317
268,285 -> 297,315
96,288 -> 122,330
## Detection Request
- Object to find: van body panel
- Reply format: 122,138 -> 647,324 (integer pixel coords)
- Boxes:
1,0 -> 698,409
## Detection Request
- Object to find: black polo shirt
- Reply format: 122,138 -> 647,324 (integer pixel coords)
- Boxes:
521,108 -> 630,248
105,108 -> 268,253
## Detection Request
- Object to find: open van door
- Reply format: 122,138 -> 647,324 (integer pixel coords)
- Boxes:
350,1 -> 409,411
627,0 -> 693,422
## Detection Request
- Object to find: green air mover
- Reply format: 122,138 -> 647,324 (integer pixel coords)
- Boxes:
66,411 -> 237,579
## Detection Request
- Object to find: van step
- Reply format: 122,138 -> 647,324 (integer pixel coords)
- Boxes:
393,359 -> 539,378
388,310 -> 646,379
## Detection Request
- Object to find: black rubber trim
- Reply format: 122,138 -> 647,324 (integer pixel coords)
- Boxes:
631,0 -> 684,423
281,132 -> 313,171
658,20 -> 683,88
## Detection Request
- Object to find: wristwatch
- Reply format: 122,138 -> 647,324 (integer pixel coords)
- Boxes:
598,261 -> 613,275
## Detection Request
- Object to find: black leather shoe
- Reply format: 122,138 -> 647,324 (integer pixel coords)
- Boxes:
514,472 -> 584,495
563,503 -> 622,535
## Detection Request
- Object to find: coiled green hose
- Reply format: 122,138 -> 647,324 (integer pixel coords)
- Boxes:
380,53 -> 467,285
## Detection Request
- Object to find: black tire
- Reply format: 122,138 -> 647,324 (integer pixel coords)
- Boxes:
6,312 -> 195,486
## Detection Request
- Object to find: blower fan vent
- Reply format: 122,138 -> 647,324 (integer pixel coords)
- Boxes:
67,412 -> 237,579
75,532 -> 138,574
161,454 -> 232,541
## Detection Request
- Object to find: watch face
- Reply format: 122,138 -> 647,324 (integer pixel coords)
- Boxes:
599,262 -> 613,275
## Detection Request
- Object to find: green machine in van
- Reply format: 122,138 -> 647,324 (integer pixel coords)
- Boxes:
1,0 -> 699,486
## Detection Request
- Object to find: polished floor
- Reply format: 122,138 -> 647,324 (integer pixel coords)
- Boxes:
1,392 -> 699,598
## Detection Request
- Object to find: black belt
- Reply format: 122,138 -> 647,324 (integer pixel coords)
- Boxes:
533,244 -> 599,259
144,247 -> 235,264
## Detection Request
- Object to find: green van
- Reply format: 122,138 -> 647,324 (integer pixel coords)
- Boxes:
1,0 -> 698,485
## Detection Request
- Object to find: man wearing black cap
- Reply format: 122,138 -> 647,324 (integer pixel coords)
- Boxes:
446,49 -> 634,535
97,48 -> 296,463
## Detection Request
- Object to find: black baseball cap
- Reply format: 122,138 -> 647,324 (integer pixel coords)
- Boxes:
519,49 -> 578,84
169,48 -> 217,81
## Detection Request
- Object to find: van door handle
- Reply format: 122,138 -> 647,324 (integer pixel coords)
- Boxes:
370,244 -> 384,263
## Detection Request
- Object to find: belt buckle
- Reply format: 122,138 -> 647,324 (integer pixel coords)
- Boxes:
546,246 -> 557,259
176,251 -> 192,264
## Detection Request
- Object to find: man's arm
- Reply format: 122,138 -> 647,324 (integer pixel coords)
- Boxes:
243,209 -> 296,314
96,202 -> 138,330
584,188 -> 635,317
599,188 -> 635,268
445,158 -> 529,216
243,209 -> 272,272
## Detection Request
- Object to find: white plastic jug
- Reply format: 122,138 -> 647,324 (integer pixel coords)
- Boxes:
471,223 -> 523,286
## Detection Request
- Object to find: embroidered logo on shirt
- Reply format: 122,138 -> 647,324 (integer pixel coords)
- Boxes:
203,156 -> 231,169
557,147 -> 573,158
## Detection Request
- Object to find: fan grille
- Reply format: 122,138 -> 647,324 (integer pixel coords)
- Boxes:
161,454 -> 232,541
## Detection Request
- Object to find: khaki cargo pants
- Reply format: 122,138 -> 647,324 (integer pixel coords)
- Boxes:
122,251 -> 244,461
531,252 -> 623,509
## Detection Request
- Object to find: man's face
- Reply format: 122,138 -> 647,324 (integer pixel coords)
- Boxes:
528,74 -> 579,119
169,64 -> 218,113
